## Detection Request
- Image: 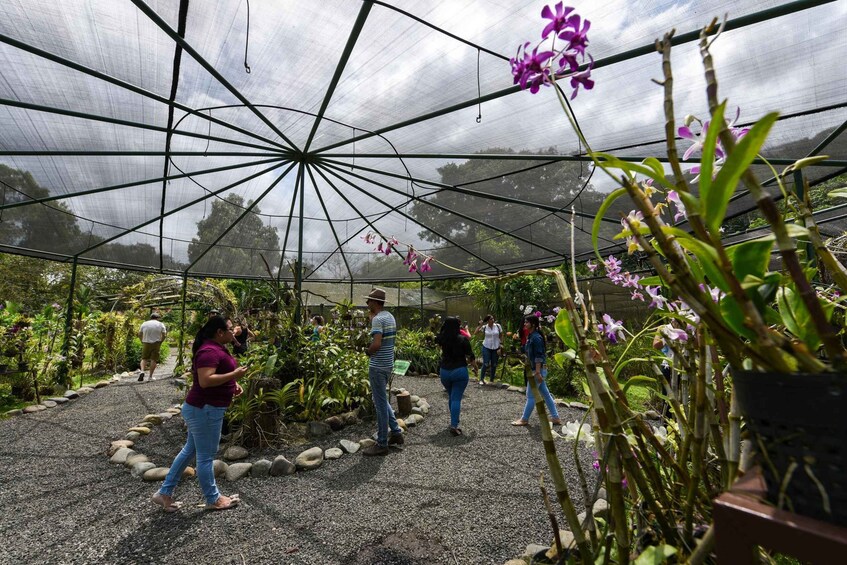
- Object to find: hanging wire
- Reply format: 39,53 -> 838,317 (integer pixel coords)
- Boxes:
243,0 -> 252,74
351,127 -> 356,171
203,109 -> 212,156
475,48 -> 482,123
0,184 -> 5,222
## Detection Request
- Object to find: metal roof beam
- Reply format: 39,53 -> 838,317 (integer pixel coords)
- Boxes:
76,160 -> 292,257
130,0 -> 298,150
319,160 -> 567,258
319,157 -> 620,224
0,156 -> 285,211
303,1 -> 373,152
313,0 -> 838,154
315,163 -> 501,272
0,33 -> 290,152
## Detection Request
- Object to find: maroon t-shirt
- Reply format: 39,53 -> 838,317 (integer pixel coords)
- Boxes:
185,340 -> 238,408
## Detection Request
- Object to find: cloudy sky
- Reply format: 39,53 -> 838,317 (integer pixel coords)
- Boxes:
0,0 -> 844,277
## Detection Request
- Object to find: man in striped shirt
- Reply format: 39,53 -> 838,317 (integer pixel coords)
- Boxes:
362,288 -> 405,456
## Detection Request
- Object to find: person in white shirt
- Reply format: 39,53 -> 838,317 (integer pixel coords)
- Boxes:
138,312 -> 167,382
474,315 -> 503,385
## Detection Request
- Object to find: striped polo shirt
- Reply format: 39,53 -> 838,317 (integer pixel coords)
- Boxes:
369,310 -> 396,369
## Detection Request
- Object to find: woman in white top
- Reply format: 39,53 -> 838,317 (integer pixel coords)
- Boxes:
474,315 -> 503,385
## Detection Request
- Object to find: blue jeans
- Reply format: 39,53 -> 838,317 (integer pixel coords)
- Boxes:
440,366 -> 469,428
158,403 -> 227,505
480,347 -> 499,382
521,368 -> 560,422
369,365 -> 402,447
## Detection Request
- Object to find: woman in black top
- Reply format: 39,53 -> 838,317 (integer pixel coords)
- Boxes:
436,317 -> 477,436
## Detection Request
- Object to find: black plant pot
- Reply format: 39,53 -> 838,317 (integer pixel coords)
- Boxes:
733,370 -> 847,526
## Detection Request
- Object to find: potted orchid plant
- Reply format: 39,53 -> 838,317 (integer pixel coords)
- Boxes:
505,2 -> 847,562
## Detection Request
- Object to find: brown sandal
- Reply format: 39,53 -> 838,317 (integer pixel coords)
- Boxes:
151,492 -> 182,513
511,419 -> 529,426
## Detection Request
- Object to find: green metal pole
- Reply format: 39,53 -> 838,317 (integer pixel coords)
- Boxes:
294,167 -> 306,325
59,257 -> 78,388
177,273 -> 188,370
420,278 -> 424,324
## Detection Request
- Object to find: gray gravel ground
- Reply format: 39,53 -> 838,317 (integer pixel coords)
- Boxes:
0,358 -> 596,565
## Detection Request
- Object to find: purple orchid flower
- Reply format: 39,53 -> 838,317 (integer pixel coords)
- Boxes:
558,14 -> 590,56
603,255 -> 622,276
408,260 -> 418,273
553,306 -> 561,314
534,311 -> 543,318
419,256 -> 433,273
659,324 -> 688,342
568,56 -> 594,99
586,259 -> 598,272
646,286 -> 670,310
546,315 -> 556,323
621,273 -> 641,288
540,2 -> 577,39
362,231 -> 376,245
403,247 -> 418,266
666,191 -> 687,223
510,43 -> 554,94
631,290 -> 645,301
597,313 -> 625,344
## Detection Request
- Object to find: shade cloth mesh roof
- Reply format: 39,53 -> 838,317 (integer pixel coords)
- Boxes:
0,0 -> 844,282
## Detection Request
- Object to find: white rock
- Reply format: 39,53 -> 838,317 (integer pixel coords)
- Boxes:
324,448 -> 343,460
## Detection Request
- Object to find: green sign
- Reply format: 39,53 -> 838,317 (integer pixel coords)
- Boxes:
392,360 -> 411,376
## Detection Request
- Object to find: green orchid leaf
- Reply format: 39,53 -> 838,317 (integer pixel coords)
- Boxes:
784,223 -> 810,239
777,286 -> 819,350
554,308 -> 578,351
581,377 -> 591,398
613,357 -> 651,379
727,237 -> 775,282
634,544 -> 677,565
829,188 -> 847,199
642,157 -> 667,181
554,350 -> 577,368
661,227 -> 726,289
720,295 -> 757,340
592,187 -> 628,257
638,276 -> 662,286
613,226 -> 651,240
699,101 -> 727,200
263,354 -> 278,377
622,375 -> 658,393
591,152 -> 674,189
707,111 -> 779,233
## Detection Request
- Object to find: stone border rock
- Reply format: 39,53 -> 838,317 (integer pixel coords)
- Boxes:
3,374 -> 123,418
106,385 -> 432,484
503,489 -> 610,565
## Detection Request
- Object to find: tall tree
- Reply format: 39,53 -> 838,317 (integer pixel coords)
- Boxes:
407,148 -> 609,271
188,194 -> 280,276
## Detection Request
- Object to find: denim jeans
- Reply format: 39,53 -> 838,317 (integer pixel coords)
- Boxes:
440,366 -> 469,428
480,346 -> 499,382
369,364 -> 402,447
521,368 -> 560,422
158,403 -> 227,505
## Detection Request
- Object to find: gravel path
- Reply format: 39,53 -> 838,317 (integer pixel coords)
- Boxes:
0,357 -> 597,565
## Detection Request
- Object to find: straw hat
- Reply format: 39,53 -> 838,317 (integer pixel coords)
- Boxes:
364,288 -> 387,303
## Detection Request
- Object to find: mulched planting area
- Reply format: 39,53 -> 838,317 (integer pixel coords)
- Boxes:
0,364 -> 595,565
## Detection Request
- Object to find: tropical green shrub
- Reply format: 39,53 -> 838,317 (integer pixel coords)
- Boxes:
394,329 -> 439,374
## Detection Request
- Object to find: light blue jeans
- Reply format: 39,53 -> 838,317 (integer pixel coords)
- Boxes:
521,368 -> 561,422
440,366 -> 469,428
480,346 -> 499,382
369,365 -> 402,447
158,402 -> 226,505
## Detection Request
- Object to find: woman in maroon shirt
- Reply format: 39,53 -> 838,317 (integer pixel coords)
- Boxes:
152,316 -> 247,512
